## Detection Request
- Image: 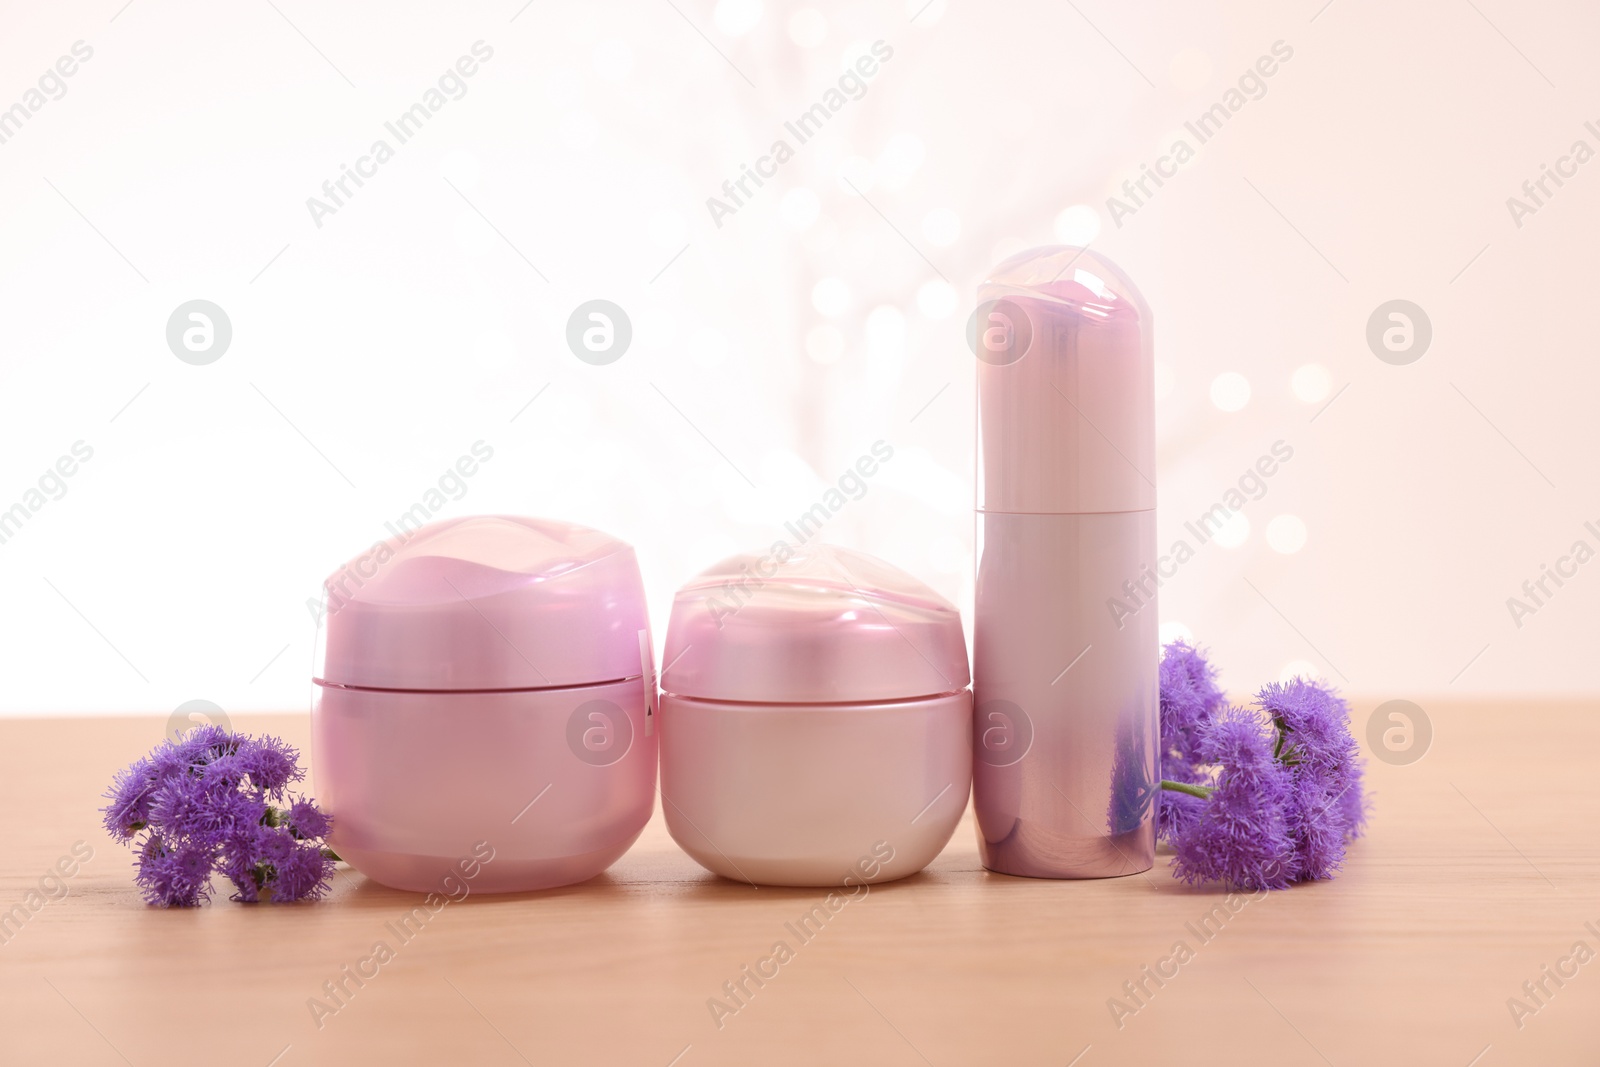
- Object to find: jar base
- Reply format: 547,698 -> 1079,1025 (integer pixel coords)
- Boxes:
679,840 -> 947,889
659,693 -> 973,889
336,831 -> 643,895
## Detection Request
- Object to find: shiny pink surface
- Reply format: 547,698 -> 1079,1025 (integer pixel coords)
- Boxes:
661,543 -> 969,705
659,693 -> 970,887
976,246 -> 1155,515
315,515 -> 650,692
312,679 -> 655,893
973,247 -> 1157,879
973,512 -> 1156,877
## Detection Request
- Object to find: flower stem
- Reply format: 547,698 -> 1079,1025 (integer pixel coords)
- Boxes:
1160,779 -> 1214,800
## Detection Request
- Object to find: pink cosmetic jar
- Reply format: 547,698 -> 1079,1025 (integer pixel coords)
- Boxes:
311,515 -> 657,894
659,544 -> 971,887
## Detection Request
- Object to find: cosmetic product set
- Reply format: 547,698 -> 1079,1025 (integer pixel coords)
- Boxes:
310,246 -> 1156,893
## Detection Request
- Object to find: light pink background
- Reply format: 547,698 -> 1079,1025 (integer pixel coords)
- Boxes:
0,0 -> 1593,714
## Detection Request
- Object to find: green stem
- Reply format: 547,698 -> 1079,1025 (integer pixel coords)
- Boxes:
1159,779 -> 1214,800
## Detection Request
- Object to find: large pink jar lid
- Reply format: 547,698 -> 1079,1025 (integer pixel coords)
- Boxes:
314,515 -> 649,692
661,544 -> 969,705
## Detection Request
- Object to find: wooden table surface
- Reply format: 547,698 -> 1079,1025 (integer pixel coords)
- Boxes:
2,701 -> 1596,1066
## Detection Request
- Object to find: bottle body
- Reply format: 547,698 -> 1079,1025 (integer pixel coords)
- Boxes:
973,510 -> 1156,877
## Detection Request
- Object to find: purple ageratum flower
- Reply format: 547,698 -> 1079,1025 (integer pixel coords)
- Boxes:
147,773 -> 261,840
216,826 -> 266,903
1169,708 -> 1297,891
287,799 -> 333,841
272,839 -> 337,903
1257,679 -> 1358,771
102,728 -> 335,907
221,823 -> 288,903
235,734 -> 304,792
1285,766 -> 1350,881
1256,678 -> 1368,880
1157,641 -> 1227,842
103,755 -> 159,840
135,840 -> 216,908
217,818 -> 330,904
171,722 -> 236,763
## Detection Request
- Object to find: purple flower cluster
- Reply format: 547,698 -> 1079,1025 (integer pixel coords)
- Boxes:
1157,643 -> 1367,891
101,726 -> 336,907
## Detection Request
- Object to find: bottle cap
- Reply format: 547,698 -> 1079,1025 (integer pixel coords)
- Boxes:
975,246 -> 1156,514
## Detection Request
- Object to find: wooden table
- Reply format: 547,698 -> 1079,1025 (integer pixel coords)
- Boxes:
2,702 -> 1595,1066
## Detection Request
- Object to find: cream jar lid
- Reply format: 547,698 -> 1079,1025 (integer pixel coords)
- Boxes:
661,543 -> 968,704
314,515 -> 649,692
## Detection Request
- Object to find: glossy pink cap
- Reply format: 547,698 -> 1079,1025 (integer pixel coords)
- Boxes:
976,246 -> 1155,515
314,515 -> 649,691
661,543 -> 968,704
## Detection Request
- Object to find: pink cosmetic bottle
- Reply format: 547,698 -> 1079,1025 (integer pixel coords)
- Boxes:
311,515 -> 657,893
972,246 -> 1158,879
658,544 -> 971,887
